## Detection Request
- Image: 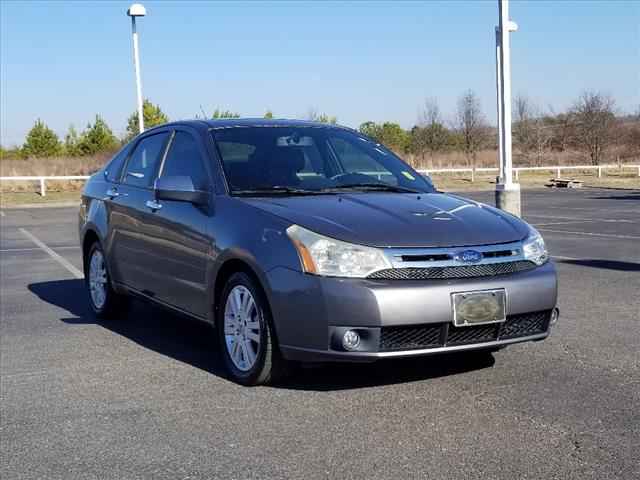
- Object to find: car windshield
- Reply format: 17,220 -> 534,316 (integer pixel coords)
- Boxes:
211,126 -> 435,195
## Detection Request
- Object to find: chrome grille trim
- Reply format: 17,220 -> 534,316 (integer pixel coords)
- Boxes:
367,260 -> 536,280
383,240 -> 525,269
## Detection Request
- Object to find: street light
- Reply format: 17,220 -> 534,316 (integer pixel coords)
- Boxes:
494,0 -> 521,217
127,3 -> 146,134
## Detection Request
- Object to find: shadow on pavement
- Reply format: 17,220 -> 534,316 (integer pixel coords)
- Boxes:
28,279 -> 496,392
587,191 -> 640,201
557,259 -> 640,272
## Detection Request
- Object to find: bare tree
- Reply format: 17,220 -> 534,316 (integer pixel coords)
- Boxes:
456,90 -> 487,167
571,91 -> 617,165
513,95 -> 552,165
413,98 -> 449,164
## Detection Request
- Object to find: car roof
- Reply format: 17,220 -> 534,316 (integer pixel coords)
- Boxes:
144,118 -> 353,133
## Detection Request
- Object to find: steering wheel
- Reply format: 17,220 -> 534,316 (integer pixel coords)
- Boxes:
330,172 -> 381,185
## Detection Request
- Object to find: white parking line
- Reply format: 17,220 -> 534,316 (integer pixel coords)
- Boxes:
526,214 -> 635,223
537,228 -> 640,240
19,228 -> 83,278
0,246 -> 80,253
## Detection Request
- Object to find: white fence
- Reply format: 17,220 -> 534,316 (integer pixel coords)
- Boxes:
1,164 -> 639,196
417,164 -> 640,182
0,175 -> 89,196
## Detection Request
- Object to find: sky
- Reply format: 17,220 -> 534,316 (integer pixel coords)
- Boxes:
1,0 -> 638,146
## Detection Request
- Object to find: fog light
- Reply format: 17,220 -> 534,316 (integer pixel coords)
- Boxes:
550,308 -> 560,326
342,330 -> 361,351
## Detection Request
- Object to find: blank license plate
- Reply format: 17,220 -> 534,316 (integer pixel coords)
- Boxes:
452,289 -> 506,327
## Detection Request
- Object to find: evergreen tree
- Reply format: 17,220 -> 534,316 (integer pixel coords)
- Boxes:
22,119 -> 62,158
126,99 -> 169,141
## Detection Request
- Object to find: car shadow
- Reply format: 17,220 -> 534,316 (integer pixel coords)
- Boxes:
587,191 -> 640,201
28,279 -> 496,392
556,258 -> 640,272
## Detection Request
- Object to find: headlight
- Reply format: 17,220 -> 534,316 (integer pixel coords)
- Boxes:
286,225 -> 391,278
522,226 -> 549,266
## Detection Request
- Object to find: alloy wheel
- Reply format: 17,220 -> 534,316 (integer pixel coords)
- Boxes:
223,285 -> 261,371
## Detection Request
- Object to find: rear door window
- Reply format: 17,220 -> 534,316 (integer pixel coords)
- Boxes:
122,133 -> 169,188
160,131 -> 209,190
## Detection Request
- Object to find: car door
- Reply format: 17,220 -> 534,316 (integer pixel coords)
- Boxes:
139,127 -> 213,318
108,131 -> 170,292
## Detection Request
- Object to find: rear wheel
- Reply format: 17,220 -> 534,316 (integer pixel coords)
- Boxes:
217,272 -> 288,386
84,242 -> 128,319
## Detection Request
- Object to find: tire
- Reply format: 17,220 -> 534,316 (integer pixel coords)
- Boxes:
84,241 -> 128,319
217,272 -> 288,386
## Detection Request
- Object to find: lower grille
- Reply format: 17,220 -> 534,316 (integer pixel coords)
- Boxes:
380,324 -> 442,351
378,310 -> 551,352
447,323 -> 499,345
499,311 -> 550,339
367,261 -> 536,280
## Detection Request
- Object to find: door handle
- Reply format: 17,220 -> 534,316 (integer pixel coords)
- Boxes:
105,188 -> 127,200
145,199 -> 163,211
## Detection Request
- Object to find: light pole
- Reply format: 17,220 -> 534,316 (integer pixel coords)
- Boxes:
494,0 -> 521,217
127,3 -> 146,134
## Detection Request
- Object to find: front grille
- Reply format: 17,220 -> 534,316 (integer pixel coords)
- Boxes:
446,324 -> 499,345
499,311 -> 550,339
368,261 -> 536,280
380,324 -> 442,351
378,310 -> 551,352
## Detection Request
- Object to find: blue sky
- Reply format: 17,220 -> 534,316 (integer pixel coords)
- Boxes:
1,0 -> 638,146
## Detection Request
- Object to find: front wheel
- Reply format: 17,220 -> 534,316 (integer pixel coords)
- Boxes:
217,272 -> 288,386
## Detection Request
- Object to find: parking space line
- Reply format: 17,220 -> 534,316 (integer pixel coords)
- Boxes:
537,228 -> 640,240
0,246 -> 80,253
19,228 -> 83,278
526,214 -> 635,223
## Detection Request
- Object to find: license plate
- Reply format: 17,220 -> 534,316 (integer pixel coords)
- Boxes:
451,289 -> 506,327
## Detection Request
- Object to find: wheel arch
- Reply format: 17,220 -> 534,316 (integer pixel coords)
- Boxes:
211,256 -> 277,338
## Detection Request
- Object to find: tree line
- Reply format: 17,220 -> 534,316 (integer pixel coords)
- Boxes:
360,90 -> 638,167
2,91 -> 638,167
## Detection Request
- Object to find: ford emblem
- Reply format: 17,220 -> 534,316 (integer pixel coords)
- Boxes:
455,250 -> 483,264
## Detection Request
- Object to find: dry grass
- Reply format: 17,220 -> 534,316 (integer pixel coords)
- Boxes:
0,190 -> 81,207
0,153 -> 109,193
403,149 -> 637,171
1,149 -> 638,196
432,169 -> 640,192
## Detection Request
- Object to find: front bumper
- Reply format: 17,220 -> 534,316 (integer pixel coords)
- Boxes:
267,261 -> 558,363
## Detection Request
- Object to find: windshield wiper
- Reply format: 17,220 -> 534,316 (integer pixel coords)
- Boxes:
232,186 -> 327,196
322,183 -> 421,194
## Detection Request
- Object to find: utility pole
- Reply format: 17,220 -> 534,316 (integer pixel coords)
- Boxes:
495,0 -> 521,217
127,4 -> 146,134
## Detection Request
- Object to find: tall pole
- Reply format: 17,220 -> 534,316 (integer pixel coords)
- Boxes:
494,0 -> 521,217
495,26 -> 504,183
131,16 -> 144,133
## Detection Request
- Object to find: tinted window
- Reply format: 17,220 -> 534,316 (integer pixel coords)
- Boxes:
123,133 -> 168,188
211,127 -> 434,193
161,131 -> 209,189
328,136 -> 396,184
104,143 -> 132,182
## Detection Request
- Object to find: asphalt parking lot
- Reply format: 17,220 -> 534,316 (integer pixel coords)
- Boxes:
1,188 -> 639,480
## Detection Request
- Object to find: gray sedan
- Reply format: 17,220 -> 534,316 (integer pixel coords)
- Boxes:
79,119 -> 558,385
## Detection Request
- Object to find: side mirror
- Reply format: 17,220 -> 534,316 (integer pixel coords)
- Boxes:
155,176 -> 208,205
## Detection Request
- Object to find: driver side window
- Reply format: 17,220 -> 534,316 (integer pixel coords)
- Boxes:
123,133 -> 169,188
160,131 -> 209,190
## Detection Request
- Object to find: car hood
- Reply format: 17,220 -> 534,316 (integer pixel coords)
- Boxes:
240,192 -> 529,248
